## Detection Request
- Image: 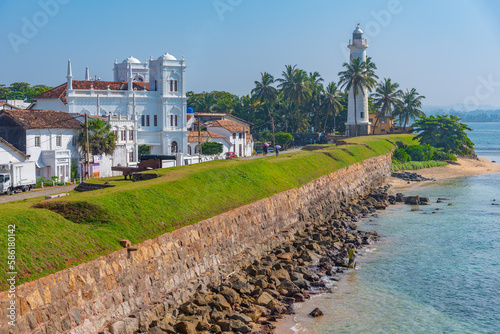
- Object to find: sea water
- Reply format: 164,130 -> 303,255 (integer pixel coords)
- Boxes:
278,122 -> 500,334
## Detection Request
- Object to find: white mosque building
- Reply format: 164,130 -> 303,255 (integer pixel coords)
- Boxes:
345,24 -> 371,136
33,53 -> 192,167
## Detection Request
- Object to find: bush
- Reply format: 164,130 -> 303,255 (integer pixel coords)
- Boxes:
393,148 -> 411,163
405,145 -> 427,161
433,149 -> 457,161
396,141 -> 407,149
391,160 -> 448,172
201,142 -> 223,155
275,131 -> 293,148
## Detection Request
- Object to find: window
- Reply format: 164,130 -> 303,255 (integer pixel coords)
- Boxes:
146,115 -> 150,126
233,133 -> 236,139
129,130 -> 134,141
129,152 -> 134,162
169,80 -> 178,92
121,130 -> 126,141
34,136 -> 41,147
114,130 -> 118,139
171,141 -> 178,153
141,115 -> 145,127
56,135 -> 62,147
360,112 -> 365,118
174,115 -> 178,127
72,137 -> 76,147
188,145 -> 192,155
380,118 -> 387,124
170,115 -> 173,126
239,132 -> 243,139
154,115 -> 158,127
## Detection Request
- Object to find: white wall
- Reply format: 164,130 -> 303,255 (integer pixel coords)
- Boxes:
0,144 -> 25,164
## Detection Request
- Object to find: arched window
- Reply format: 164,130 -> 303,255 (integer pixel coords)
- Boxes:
171,141 -> 178,153
194,145 -> 199,154
188,145 -> 192,155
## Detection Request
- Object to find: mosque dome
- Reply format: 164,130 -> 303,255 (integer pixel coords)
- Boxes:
158,52 -> 177,61
122,56 -> 141,64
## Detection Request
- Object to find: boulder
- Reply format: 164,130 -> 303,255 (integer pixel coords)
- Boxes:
230,319 -> 252,333
277,279 -> 301,297
230,313 -> 253,324
220,287 -> 241,305
309,307 -> 324,317
208,294 -> 231,311
405,196 -> 420,205
256,292 -> 274,306
174,320 -> 197,334
273,269 -> 291,282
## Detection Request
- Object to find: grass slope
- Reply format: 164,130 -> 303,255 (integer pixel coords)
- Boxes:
0,134 -> 416,290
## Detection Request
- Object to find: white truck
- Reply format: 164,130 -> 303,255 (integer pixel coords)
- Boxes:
0,162 -> 37,195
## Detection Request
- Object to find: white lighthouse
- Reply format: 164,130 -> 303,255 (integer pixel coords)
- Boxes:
345,24 -> 370,137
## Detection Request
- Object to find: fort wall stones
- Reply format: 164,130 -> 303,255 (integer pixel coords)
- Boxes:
0,153 -> 391,334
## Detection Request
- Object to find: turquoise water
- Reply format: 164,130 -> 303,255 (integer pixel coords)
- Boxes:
280,123 -> 500,334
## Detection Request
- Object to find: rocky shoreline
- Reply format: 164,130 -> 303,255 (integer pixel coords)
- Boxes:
106,186 -> 409,334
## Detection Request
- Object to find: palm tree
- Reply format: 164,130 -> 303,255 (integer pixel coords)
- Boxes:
394,88 -> 426,129
194,93 -> 216,113
370,78 -> 403,134
338,57 -> 378,136
306,71 -> 324,132
252,72 -> 278,146
321,82 -> 343,133
277,65 -> 311,132
77,118 -> 117,156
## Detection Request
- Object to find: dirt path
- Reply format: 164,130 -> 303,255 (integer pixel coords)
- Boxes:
0,185 -> 77,204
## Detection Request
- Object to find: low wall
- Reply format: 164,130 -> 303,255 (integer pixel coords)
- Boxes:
0,153 -> 392,334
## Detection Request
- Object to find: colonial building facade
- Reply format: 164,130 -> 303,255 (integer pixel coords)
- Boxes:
33,53 -> 191,165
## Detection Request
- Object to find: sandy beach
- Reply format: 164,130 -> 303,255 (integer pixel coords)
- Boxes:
388,157 -> 500,191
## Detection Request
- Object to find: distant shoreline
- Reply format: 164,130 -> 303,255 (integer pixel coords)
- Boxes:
389,157 -> 500,191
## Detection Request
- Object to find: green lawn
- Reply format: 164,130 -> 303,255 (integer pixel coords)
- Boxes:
0,134 -> 414,290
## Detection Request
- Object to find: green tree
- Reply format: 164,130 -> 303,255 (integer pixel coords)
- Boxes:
277,65 -> 311,132
394,88 -> 425,129
338,57 -> 378,136
370,78 -> 402,134
413,115 -> 474,155
305,71 -> 324,132
77,118 -> 117,156
321,82 -> 343,133
201,142 -> 223,155
26,85 -> 53,102
252,72 -> 278,146
274,131 -> 293,148
138,144 -> 151,155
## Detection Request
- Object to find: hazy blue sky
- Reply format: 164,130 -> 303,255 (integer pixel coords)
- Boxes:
1,0 -> 500,107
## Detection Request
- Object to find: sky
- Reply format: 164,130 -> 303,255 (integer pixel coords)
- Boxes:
1,0 -> 500,108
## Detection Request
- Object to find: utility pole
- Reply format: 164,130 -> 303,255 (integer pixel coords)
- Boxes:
198,119 -> 202,162
84,113 -> 90,179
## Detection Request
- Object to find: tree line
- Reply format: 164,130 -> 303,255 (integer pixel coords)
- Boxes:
187,58 -> 425,142
0,82 -> 53,102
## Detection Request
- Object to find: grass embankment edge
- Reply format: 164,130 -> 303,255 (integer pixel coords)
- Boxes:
0,134 -> 417,290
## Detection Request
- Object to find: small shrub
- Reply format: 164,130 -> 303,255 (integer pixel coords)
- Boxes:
405,145 -> 427,161
396,141 -> 407,149
393,148 -> 411,163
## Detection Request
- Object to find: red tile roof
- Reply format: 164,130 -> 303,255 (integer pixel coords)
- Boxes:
187,131 -> 226,143
0,136 -> 29,159
208,119 -> 249,133
34,81 -> 150,103
0,110 -> 81,129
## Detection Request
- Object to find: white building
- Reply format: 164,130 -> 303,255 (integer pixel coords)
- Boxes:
0,137 -> 29,164
207,119 -> 253,157
33,53 -> 192,165
345,24 -> 371,137
0,109 -> 81,182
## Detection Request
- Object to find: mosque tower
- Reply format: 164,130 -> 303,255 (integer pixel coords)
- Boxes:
345,23 -> 370,136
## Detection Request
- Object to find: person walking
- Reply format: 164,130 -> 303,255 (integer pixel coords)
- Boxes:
263,145 -> 268,156
348,244 -> 357,268
275,146 -> 279,156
